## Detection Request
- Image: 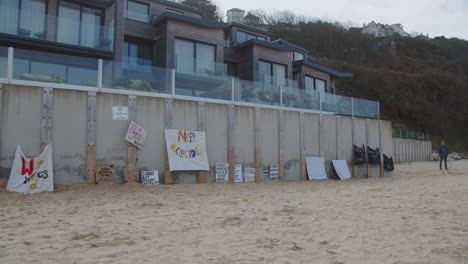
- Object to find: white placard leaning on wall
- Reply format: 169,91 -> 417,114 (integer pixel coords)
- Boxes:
7,144 -> 54,194
306,157 -> 327,180
234,164 -> 243,182
332,160 -> 352,180
125,121 -> 147,149
165,129 -> 210,171
140,171 -> 159,185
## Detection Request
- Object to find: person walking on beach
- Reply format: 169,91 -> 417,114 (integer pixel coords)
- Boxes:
438,140 -> 449,170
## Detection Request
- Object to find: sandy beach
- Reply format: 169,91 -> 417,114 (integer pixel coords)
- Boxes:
0,160 -> 467,264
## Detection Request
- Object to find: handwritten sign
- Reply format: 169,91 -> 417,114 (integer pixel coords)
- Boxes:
140,171 -> 159,185
234,164 -> 243,182
96,164 -> 115,182
261,166 -> 270,181
125,121 -> 147,149
165,129 -> 209,171
269,164 -> 280,181
215,163 -> 228,183
112,106 -> 128,120
244,168 -> 255,182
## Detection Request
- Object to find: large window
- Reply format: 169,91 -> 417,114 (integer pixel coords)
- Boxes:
57,1 -> 103,48
236,30 -> 266,44
175,39 -> 215,75
126,0 -> 149,23
305,75 -> 327,95
258,60 -> 286,86
0,0 -> 47,38
123,40 -> 153,71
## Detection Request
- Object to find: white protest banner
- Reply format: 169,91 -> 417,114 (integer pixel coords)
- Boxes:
215,163 -> 228,182
306,157 -> 327,180
165,129 -> 209,171
332,160 -> 352,180
140,171 -> 159,185
112,106 -> 128,120
244,168 -> 255,182
234,164 -> 243,182
7,144 -> 54,194
125,121 -> 147,149
261,166 -> 270,181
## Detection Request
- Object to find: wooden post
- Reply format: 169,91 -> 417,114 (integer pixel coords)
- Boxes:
0,85 -> 3,165
197,102 -> 206,184
227,104 -> 235,183
278,109 -> 285,181
366,119 -> 371,179
41,87 -> 53,151
86,92 -> 97,184
254,107 -> 261,183
299,112 -> 307,181
164,98 -> 173,184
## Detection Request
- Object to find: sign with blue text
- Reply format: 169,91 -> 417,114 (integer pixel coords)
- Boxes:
165,129 -> 209,171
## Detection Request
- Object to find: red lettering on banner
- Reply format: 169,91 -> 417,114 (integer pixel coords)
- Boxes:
178,131 -> 187,142
21,157 -> 35,176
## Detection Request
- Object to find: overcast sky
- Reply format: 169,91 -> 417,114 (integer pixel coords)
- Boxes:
214,0 -> 468,40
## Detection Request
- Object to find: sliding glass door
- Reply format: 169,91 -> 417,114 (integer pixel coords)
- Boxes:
175,39 -> 215,75
0,0 -> 46,38
57,1 -> 103,48
0,0 -> 20,35
258,60 -> 286,87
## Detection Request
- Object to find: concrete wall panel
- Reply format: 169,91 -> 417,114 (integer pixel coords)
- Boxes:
381,120 -> 393,178
303,113 -> 319,157
234,106 -> 254,167
135,97 -> 166,180
284,111 -> 300,181
96,93 -> 128,183
337,116 -> 353,165
322,115 -> 337,177
51,89 -> 87,184
368,119 -> 380,178
353,118 -> 367,178
0,85 -> 42,177
205,103 -> 228,183
259,108 -> 278,168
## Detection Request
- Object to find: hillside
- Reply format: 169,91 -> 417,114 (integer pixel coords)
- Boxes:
247,11 -> 468,151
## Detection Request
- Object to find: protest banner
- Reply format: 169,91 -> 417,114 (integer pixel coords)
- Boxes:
234,164 -> 243,182
125,121 -> 147,149
140,171 -> 159,185
7,144 -> 54,194
165,129 -> 209,171
112,106 -> 128,120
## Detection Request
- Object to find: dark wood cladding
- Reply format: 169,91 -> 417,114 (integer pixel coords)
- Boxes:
124,20 -> 153,40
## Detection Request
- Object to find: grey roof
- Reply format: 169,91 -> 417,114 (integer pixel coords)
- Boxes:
272,39 -> 309,53
152,12 -> 272,37
154,0 -> 205,15
294,60 -> 353,78
233,39 -> 296,51
228,8 -> 244,12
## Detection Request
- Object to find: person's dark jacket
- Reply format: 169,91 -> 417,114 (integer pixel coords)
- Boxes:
439,145 -> 449,158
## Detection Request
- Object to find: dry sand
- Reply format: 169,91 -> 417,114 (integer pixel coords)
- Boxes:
1,160 -> 467,264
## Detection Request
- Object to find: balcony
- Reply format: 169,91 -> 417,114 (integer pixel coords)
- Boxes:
0,46 -> 380,119
0,6 -> 114,53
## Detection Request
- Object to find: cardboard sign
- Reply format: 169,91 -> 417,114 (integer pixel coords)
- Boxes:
261,166 -> 270,181
140,171 -> 159,185
112,106 -> 128,120
6,144 -> 54,194
244,168 -> 255,182
215,163 -> 228,182
234,164 -> 243,182
165,129 -> 209,171
269,164 -> 280,181
332,160 -> 352,180
125,121 -> 147,149
306,157 -> 327,180
96,164 -> 115,182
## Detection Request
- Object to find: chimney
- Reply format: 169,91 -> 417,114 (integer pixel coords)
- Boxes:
227,8 -> 245,23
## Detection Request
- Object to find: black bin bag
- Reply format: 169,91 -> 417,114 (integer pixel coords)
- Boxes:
353,145 -> 367,165
383,154 -> 394,171
367,146 -> 381,165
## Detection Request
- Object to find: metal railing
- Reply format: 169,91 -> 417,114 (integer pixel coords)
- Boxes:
0,46 -> 380,118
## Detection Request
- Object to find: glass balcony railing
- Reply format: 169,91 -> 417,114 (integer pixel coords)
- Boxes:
102,61 -> 172,94
175,56 -> 228,77
0,7 -> 114,52
0,46 -> 7,78
352,97 -> 379,118
0,46 -> 381,119
235,79 -> 281,106
13,48 -> 98,86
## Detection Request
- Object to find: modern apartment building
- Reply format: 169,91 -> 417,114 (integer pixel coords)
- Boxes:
0,0 -> 358,108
